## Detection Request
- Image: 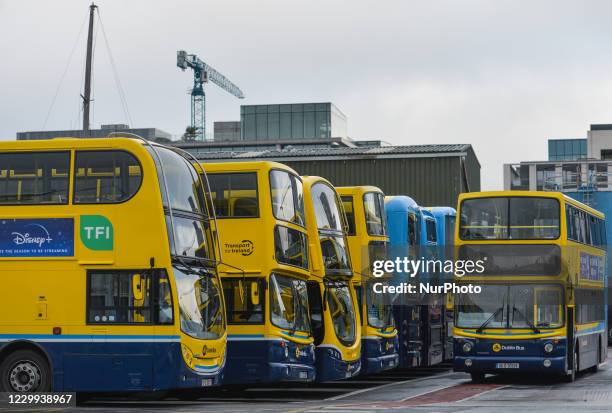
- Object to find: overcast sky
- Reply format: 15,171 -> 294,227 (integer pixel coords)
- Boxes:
2,0 -> 612,190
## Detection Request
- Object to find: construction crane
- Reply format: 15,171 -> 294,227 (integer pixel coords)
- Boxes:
177,50 -> 244,141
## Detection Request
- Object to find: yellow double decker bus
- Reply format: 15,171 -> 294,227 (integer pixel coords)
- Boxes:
302,176 -> 361,381
202,162 -> 315,384
0,138 -> 226,393
338,186 -> 399,375
453,191 -> 607,382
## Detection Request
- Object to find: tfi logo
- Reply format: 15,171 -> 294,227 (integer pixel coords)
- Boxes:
11,224 -> 53,247
80,215 -> 114,251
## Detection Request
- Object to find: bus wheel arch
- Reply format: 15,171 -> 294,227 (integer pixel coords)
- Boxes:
0,342 -> 53,392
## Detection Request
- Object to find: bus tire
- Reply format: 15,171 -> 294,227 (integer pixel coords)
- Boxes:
564,350 -> 577,383
0,350 -> 52,392
589,343 -> 600,373
470,372 -> 485,383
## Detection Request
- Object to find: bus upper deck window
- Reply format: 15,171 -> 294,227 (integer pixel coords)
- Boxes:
208,172 -> 259,218
0,151 -> 70,205
74,150 -> 142,204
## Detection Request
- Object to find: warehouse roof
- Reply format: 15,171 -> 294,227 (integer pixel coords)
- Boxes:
186,143 -> 477,164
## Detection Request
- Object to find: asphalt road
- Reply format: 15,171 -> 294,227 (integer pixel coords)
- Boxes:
4,353 -> 612,413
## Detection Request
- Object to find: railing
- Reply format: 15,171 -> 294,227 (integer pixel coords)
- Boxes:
542,170 -> 612,192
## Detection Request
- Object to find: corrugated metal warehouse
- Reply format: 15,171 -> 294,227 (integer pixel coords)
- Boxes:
176,144 -> 480,207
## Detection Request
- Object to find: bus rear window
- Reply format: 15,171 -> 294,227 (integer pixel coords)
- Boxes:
460,197 -> 559,240
0,151 -> 70,205
208,173 -> 258,218
74,150 -> 142,204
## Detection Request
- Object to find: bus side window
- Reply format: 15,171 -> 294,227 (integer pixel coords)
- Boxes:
0,151 -> 70,205
426,219 -> 437,243
341,196 -> 356,236
207,172 -> 258,217
222,278 -> 264,324
408,214 -> 417,246
74,150 -> 142,204
88,270 -> 172,325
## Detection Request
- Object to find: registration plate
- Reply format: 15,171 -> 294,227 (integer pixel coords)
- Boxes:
201,378 -> 213,387
495,363 -> 519,369
299,371 -> 308,379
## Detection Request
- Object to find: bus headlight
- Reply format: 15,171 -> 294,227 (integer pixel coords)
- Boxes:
543,359 -> 552,368
544,343 -> 554,353
462,342 -> 473,353
465,358 -> 473,367
280,341 -> 289,359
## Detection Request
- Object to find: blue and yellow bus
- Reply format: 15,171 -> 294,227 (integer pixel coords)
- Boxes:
417,207 -> 445,367
202,162 -> 315,384
426,206 -> 457,362
0,138 -> 226,393
338,186 -> 399,375
303,176 -> 361,381
384,196 -> 423,367
454,191 -> 607,382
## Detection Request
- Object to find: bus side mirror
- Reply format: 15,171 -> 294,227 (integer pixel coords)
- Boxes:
132,274 -> 144,301
251,282 -> 260,306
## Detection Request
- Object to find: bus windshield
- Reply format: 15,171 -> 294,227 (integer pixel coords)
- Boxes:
326,283 -> 357,346
270,170 -> 305,226
148,146 -> 214,262
456,284 -> 563,329
312,183 -> 351,273
365,281 -> 394,329
363,192 -> 386,236
460,197 -> 559,240
270,274 -> 311,333
174,266 -> 226,339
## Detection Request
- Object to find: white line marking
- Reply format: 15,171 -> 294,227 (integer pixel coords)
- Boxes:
325,371 -> 457,401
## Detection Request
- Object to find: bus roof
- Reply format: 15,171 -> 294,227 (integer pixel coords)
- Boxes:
424,206 -> 457,217
458,190 -> 604,219
419,207 -> 435,219
301,175 -> 335,188
202,160 -> 298,175
384,195 -> 419,213
0,137 -> 151,151
336,185 -> 384,197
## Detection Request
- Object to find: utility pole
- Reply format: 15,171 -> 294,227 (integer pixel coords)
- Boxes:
82,3 -> 97,133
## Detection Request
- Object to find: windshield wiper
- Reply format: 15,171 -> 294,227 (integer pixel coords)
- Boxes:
476,306 -> 504,333
512,306 -> 540,333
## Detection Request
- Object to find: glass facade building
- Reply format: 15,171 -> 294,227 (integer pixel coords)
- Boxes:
240,103 -> 347,141
548,138 -> 587,161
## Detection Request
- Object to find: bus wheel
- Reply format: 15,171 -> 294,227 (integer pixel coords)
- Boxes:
564,351 -> 577,383
470,372 -> 485,383
0,350 -> 51,392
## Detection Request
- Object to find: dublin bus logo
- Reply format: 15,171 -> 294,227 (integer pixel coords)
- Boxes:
11,224 -> 53,247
